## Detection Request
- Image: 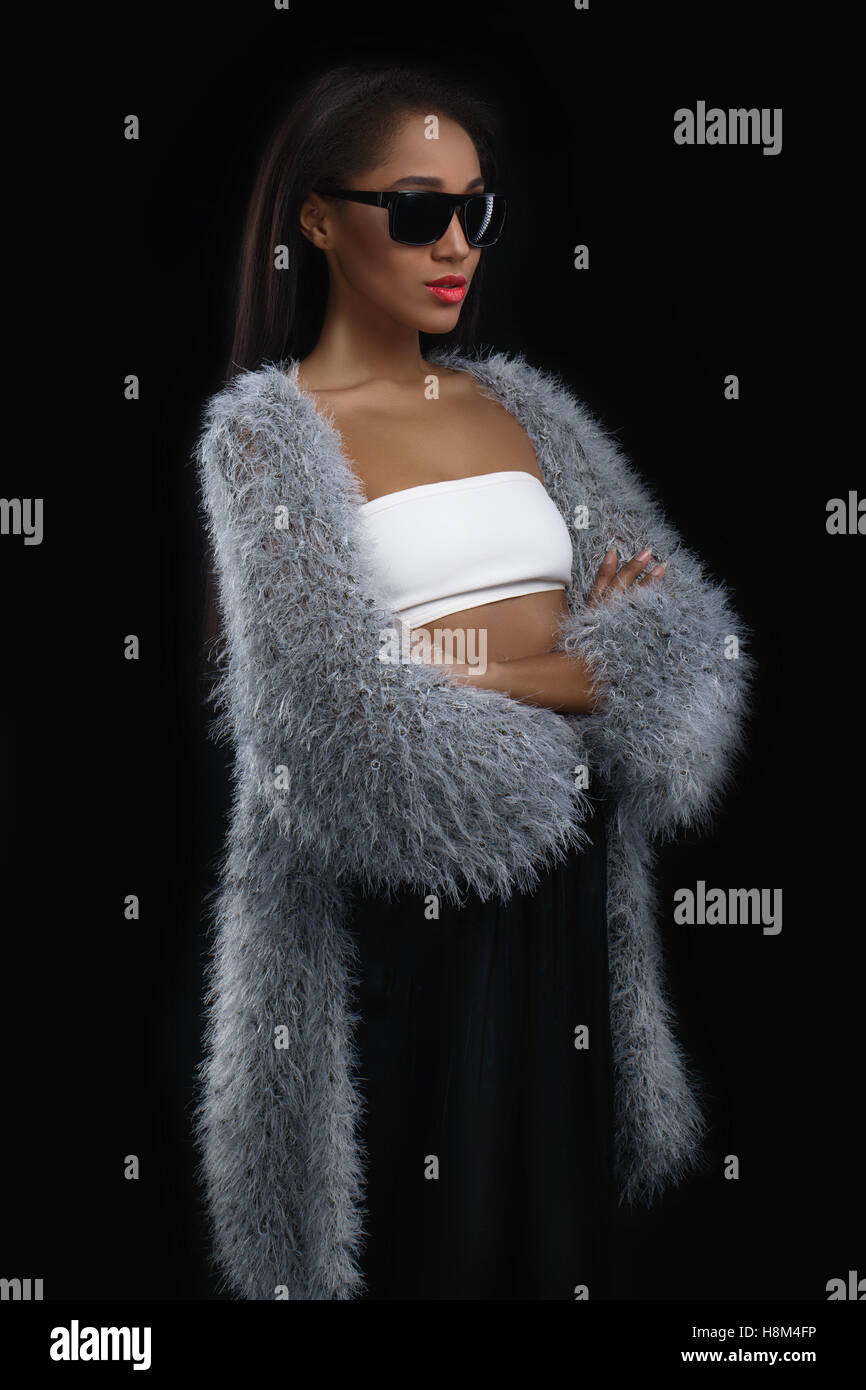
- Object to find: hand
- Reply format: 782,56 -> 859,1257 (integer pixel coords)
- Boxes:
585,548 -> 665,610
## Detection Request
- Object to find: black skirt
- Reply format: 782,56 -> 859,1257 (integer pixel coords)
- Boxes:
349,795 -> 616,1301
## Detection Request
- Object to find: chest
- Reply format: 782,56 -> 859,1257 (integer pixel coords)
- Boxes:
319,386 -> 545,504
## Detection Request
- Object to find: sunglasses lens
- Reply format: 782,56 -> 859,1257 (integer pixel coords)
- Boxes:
390,192 -> 506,246
391,193 -> 449,245
463,194 -> 506,247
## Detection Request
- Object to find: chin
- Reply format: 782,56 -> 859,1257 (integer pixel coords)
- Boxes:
418,308 -> 463,333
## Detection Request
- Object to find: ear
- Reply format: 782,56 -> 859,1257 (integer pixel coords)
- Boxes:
299,192 -> 337,250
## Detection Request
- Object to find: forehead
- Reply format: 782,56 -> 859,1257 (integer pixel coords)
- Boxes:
370,112 -> 482,182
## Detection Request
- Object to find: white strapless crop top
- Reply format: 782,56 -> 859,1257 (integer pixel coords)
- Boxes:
357,470 -> 573,629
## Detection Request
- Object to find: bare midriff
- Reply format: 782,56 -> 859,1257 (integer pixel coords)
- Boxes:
410,589 -> 570,666
295,360 -> 572,667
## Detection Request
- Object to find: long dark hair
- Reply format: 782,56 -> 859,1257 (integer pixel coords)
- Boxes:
224,61 -> 504,381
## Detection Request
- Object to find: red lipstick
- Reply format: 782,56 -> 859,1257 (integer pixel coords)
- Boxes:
425,274 -> 467,304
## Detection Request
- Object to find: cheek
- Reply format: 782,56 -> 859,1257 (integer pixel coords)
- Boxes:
341,215 -> 424,300
342,208 -> 389,261
336,211 -> 481,323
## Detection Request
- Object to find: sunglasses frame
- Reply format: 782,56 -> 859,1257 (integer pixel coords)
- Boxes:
311,186 -> 507,247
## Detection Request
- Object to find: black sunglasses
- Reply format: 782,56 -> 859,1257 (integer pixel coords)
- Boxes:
312,186 -> 507,247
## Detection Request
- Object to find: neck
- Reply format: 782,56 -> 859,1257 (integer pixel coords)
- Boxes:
296,285 -> 443,391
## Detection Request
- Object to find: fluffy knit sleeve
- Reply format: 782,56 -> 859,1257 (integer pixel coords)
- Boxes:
195,377 -> 593,905
542,375 -> 756,839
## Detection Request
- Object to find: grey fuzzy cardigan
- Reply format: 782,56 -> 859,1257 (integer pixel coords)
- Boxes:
192,345 -> 754,1300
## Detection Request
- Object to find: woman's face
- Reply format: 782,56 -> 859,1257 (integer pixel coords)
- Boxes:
302,112 -> 485,334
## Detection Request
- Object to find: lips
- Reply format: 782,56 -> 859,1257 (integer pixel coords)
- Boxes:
425,274 -> 467,304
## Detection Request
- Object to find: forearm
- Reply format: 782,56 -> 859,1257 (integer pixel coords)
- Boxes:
454,650 -> 604,715
554,565 -> 756,832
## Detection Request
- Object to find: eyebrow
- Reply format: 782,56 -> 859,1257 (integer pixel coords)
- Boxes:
386,174 -> 485,190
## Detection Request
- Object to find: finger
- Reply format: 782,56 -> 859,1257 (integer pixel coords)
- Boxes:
638,563 -> 666,585
606,548 -> 654,596
587,550 -> 619,607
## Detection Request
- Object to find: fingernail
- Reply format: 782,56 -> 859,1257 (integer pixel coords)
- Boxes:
636,549 -> 651,561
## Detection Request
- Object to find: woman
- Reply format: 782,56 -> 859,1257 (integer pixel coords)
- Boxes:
193,63 -> 753,1301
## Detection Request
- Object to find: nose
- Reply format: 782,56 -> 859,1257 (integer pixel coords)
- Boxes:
434,208 -> 473,256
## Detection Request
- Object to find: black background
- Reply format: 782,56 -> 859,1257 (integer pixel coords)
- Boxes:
3,0 -> 860,1313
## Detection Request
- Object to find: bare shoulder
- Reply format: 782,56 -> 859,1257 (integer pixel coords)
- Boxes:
441,365 -> 546,483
